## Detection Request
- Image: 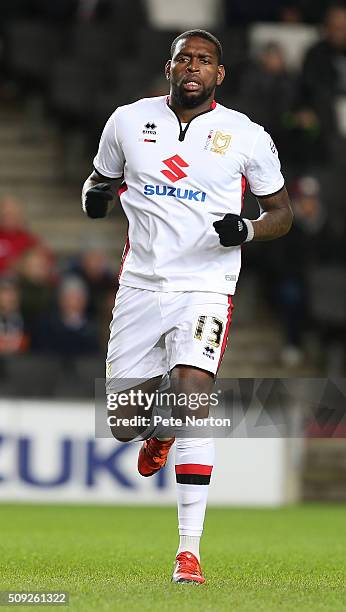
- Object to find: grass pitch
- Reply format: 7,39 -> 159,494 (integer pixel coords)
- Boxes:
0,504 -> 345,611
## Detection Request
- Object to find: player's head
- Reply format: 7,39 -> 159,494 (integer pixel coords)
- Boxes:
165,30 -> 225,109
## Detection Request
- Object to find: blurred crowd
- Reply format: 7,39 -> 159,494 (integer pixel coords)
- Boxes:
0,196 -> 117,358
0,0 -> 345,372
0,0 -> 343,25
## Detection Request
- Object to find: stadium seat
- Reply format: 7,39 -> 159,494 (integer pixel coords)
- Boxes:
214,27 -> 249,95
216,27 -> 249,65
52,356 -> 104,398
5,20 -> 62,86
52,361 -> 84,398
137,28 -> 179,70
49,58 -> 103,122
75,356 -> 106,396
308,265 -> 346,325
2,355 -> 60,398
71,23 -> 119,67
93,80 -> 144,128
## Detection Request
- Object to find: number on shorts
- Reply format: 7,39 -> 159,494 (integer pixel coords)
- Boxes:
194,316 -> 224,348
194,315 -> 207,341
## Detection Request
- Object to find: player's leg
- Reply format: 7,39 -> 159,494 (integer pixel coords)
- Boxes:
170,365 -> 214,584
106,285 -> 167,441
165,292 -> 233,584
108,376 -> 162,442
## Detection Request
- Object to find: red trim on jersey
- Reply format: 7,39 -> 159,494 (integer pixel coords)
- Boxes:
241,175 -> 247,211
175,464 -> 213,476
118,182 -> 128,197
118,236 -> 130,280
217,295 -> 233,371
211,100 -> 217,110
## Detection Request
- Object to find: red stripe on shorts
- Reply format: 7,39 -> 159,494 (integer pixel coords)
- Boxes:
217,295 -> 233,371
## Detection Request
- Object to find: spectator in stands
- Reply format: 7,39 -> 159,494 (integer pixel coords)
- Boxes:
98,285 -> 118,350
0,276 -> 28,354
295,0 -> 342,24
256,176 -> 328,366
67,248 -> 117,351
66,247 -> 116,319
300,3 -> 346,140
236,42 -> 296,154
31,276 -> 99,356
280,5 -> 303,23
0,195 -> 39,275
17,246 -> 56,332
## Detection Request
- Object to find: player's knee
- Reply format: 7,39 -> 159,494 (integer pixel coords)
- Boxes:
110,431 -> 136,443
170,364 -> 214,393
108,424 -> 137,443
111,433 -> 135,443
108,416 -> 147,442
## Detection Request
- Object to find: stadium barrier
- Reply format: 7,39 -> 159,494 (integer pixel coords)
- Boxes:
0,399 -> 302,506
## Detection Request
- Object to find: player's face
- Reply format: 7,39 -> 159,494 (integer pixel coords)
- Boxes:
166,37 -> 225,109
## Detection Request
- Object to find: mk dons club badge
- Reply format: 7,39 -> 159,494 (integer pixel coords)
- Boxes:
211,131 -> 232,155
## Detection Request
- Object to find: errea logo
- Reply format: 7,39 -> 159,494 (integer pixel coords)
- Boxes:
161,154 -> 189,183
143,122 -> 157,135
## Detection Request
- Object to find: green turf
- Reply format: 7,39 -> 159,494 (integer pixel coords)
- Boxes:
0,504 -> 345,611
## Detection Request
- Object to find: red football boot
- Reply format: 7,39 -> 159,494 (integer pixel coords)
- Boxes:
172,551 -> 205,584
137,437 -> 175,477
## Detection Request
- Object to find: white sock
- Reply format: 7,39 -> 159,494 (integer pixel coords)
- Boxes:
177,535 -> 200,561
175,438 -> 215,562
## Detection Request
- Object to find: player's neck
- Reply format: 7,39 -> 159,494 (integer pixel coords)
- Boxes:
168,96 -> 215,123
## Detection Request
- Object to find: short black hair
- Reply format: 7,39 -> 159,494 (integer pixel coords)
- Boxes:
171,30 -> 223,64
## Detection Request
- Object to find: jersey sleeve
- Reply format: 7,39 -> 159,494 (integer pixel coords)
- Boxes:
245,128 -> 285,197
93,111 -> 125,179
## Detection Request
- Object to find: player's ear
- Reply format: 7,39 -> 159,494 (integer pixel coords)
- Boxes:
165,60 -> 171,80
216,65 -> 225,86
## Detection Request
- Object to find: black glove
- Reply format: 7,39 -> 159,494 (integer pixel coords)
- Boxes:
213,213 -> 254,247
84,183 -> 113,218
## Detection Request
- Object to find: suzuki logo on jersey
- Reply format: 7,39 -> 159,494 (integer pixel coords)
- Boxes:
161,154 -> 189,183
146,154 -> 206,202
144,184 -> 206,202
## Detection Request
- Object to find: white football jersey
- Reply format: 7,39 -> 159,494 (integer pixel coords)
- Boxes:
93,96 -> 284,295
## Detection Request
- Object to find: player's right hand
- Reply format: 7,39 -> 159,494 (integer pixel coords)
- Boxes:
84,182 -> 114,218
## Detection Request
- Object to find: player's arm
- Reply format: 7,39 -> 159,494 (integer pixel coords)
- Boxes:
252,186 -> 293,241
214,129 -> 293,247
82,110 -> 125,218
81,171 -> 122,218
213,186 -> 292,246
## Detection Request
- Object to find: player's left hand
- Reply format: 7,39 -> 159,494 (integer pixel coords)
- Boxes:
213,214 -> 254,246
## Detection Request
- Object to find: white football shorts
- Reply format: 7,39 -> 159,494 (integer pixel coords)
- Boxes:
106,285 -> 233,392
